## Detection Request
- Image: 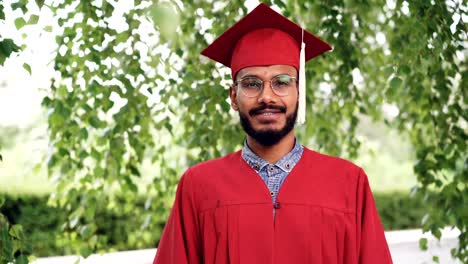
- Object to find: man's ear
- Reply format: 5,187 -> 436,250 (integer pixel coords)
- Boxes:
229,85 -> 239,111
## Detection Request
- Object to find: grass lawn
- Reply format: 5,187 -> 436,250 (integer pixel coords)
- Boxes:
0,125 -> 53,196
356,138 -> 417,193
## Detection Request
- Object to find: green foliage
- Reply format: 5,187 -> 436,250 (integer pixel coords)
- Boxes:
14,17 -> 26,29
374,191 -> 433,230
10,0 -> 28,14
0,197 -> 31,264
0,39 -> 20,66
0,0 -> 42,66
0,191 -> 425,257
0,194 -> 166,257
380,1 -> 467,260
0,4 -> 5,20
43,0 -> 173,256
0,0 -> 42,262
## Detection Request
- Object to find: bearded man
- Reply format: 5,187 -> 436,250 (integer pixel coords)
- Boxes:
153,3 -> 392,264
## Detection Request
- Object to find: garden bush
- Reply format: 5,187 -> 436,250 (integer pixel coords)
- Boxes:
1,194 -> 165,257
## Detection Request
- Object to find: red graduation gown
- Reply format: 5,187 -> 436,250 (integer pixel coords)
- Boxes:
153,148 -> 392,264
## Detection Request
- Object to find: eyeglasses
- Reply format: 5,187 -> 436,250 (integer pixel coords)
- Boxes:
234,74 -> 298,98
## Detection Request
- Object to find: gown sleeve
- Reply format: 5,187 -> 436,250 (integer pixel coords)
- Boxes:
153,169 -> 202,264
356,168 -> 393,263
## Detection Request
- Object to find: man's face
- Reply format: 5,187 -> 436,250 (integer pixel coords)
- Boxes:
230,64 -> 299,146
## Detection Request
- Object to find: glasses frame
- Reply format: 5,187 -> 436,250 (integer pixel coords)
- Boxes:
234,74 -> 298,98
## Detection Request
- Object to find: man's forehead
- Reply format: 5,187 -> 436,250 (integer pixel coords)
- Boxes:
237,65 -> 298,78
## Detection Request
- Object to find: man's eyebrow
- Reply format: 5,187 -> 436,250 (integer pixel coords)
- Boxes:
237,74 -> 260,79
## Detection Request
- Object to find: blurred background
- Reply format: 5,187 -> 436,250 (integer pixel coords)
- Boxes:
0,0 -> 466,263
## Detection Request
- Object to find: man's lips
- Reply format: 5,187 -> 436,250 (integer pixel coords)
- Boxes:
249,105 -> 287,123
249,105 -> 286,116
257,109 -> 282,114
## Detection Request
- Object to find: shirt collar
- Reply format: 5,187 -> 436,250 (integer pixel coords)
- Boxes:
241,139 -> 304,172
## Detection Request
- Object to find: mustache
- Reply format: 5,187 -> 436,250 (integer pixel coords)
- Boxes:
249,104 -> 287,116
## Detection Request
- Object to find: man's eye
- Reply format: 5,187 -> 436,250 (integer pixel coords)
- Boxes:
273,80 -> 290,87
242,80 -> 262,88
275,80 -> 289,86
273,75 -> 293,87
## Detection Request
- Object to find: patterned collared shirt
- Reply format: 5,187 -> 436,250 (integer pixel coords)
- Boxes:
241,139 -> 304,204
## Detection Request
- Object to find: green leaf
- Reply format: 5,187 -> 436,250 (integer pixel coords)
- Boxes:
44,25 -> 53,32
15,254 -> 28,264
28,14 -> 39,25
432,228 -> 442,240
129,164 -> 141,177
123,176 -> 138,193
164,122 -> 173,134
432,255 -> 439,263
0,39 -> 21,57
104,3 -> 115,17
58,148 -> 70,157
383,66 -> 394,76
90,148 -> 101,160
389,77 -> 403,90
14,17 -> 27,29
79,245 -> 93,258
35,0 -> 45,8
220,101 -> 230,112
89,116 -> 102,128
0,52 -> 5,65
0,5 -> 5,20
0,223 -> 13,260
419,238 -> 428,250
273,0 -> 287,9
23,63 -> 31,74
9,225 -> 24,239
398,65 -> 411,75
32,163 -> 42,175
69,215 -> 79,229
93,166 -> 104,178
79,224 -> 94,239
79,128 -> 88,140
11,2 -> 27,13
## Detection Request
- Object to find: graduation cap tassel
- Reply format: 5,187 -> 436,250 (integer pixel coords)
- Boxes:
297,28 -> 306,125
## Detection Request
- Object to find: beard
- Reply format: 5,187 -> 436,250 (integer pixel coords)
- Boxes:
239,102 -> 298,147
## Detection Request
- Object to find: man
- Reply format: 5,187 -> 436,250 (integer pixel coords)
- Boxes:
153,3 -> 392,264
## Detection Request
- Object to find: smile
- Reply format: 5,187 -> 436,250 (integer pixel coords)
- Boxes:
260,112 -> 279,116
254,108 -> 284,115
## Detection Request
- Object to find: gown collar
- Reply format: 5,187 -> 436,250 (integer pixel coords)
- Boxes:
241,138 -> 304,172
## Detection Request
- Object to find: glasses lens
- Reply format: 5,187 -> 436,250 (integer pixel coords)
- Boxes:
239,78 -> 262,97
272,75 -> 295,96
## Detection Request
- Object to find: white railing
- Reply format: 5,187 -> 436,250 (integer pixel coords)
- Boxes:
386,227 -> 460,264
33,227 -> 461,264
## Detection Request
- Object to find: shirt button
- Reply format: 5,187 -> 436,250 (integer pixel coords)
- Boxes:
268,166 -> 274,172
285,163 -> 291,170
270,191 -> 274,196
253,164 -> 259,170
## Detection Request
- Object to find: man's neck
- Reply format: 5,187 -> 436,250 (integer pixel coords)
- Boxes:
246,132 -> 296,163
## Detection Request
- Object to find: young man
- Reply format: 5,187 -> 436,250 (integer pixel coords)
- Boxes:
153,3 -> 392,264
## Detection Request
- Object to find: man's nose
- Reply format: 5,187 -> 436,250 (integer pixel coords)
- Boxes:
257,82 -> 277,104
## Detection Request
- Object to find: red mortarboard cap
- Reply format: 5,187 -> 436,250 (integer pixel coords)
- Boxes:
201,3 -> 332,78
